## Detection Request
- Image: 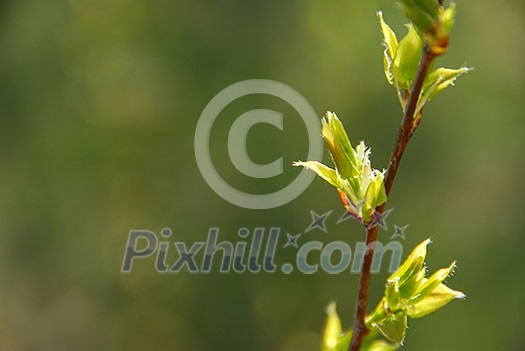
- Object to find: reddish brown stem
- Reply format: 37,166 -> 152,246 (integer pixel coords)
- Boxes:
349,45 -> 435,351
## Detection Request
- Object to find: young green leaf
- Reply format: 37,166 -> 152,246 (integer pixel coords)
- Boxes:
428,3 -> 456,56
367,240 -> 465,329
393,24 -> 423,89
373,310 -> 408,344
388,238 -> 430,284
332,330 -> 353,351
322,111 -> 357,180
412,261 -> 456,301
292,161 -> 341,189
377,11 -> 398,85
424,66 -> 471,97
439,3 -> 456,34
416,66 -> 471,113
322,302 -> 342,351
378,11 -> 398,56
294,112 -> 386,222
400,0 -> 457,56
385,278 -> 401,310
362,170 -> 387,221
399,0 -> 439,35
407,283 -> 466,318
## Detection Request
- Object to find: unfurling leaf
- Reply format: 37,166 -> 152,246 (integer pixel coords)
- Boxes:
413,260 -> 456,300
330,330 -> 353,351
422,66 -> 472,101
399,265 -> 425,300
385,278 -> 401,310
378,11 -> 398,85
378,11 -> 398,57
407,283 -> 466,318
385,239 -> 428,299
292,161 -> 341,189
363,172 -> 387,218
399,0 -> 456,56
439,3 -> 456,35
379,3 -> 470,114
321,111 -> 357,180
393,23 -> 423,89
373,310 -> 407,344
428,3 -> 456,56
388,238 -> 430,285
378,12 -> 424,90
399,0 -> 439,35
366,239 -> 465,335
322,302 -> 342,351
294,112 -> 386,222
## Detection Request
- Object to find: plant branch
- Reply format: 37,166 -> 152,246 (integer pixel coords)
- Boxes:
383,44 -> 434,196
348,44 -> 435,351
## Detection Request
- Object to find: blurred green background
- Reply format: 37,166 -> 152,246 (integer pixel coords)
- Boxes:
0,0 -> 523,350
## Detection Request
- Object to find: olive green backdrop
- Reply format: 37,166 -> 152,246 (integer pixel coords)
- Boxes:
0,0 -> 523,350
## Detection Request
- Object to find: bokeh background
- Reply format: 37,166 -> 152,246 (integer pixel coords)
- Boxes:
0,0 -> 523,350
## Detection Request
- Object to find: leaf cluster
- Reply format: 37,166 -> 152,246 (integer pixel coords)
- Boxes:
321,240 -> 465,351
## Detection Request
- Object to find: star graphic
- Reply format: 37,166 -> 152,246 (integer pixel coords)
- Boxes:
305,210 -> 332,233
391,224 -> 408,240
336,210 -> 354,224
283,233 -> 301,248
367,208 -> 393,230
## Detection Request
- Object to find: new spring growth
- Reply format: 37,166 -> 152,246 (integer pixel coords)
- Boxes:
399,0 -> 456,56
315,3 -> 469,350
323,302 -> 342,351
366,239 -> 466,344
378,9 -> 471,114
320,240 -> 466,350
322,303 -> 397,351
293,112 -> 386,223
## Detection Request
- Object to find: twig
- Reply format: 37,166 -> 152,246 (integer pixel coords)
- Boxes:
349,44 -> 435,351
